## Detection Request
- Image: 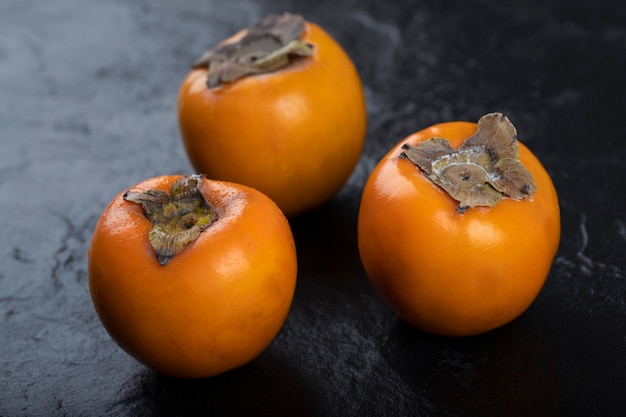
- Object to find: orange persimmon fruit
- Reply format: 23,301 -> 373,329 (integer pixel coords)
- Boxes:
177,13 -> 367,217
357,113 -> 561,337
88,175 -> 297,378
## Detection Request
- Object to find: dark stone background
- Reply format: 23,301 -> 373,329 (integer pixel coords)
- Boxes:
1,0 -> 625,416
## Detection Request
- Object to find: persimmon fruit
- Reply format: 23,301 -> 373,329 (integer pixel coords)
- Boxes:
88,175 -> 297,378
177,13 -> 367,217
357,113 -> 561,337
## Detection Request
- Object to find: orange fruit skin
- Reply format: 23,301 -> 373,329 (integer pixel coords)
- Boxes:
177,22 -> 367,217
357,121 -> 561,337
88,176 -> 297,378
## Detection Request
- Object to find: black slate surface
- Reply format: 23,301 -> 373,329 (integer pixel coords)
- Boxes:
1,0 -> 625,416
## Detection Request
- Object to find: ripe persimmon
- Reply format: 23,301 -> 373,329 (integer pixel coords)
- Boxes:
177,13 -> 367,217
357,113 -> 560,337
88,175 -> 297,378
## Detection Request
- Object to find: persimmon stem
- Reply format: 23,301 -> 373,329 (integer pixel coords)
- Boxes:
123,175 -> 217,266
400,113 -> 536,213
193,13 -> 313,88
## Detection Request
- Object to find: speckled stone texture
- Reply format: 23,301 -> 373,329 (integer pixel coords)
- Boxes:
1,0 -> 625,416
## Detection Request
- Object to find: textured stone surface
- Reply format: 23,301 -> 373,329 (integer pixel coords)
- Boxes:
1,0 -> 625,416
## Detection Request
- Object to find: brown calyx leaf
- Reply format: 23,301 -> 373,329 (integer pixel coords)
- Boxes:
123,175 -> 217,266
400,113 -> 536,214
193,13 -> 314,88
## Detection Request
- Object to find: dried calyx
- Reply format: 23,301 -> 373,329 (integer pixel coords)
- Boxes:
400,113 -> 536,214
193,13 -> 313,88
123,175 -> 217,266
